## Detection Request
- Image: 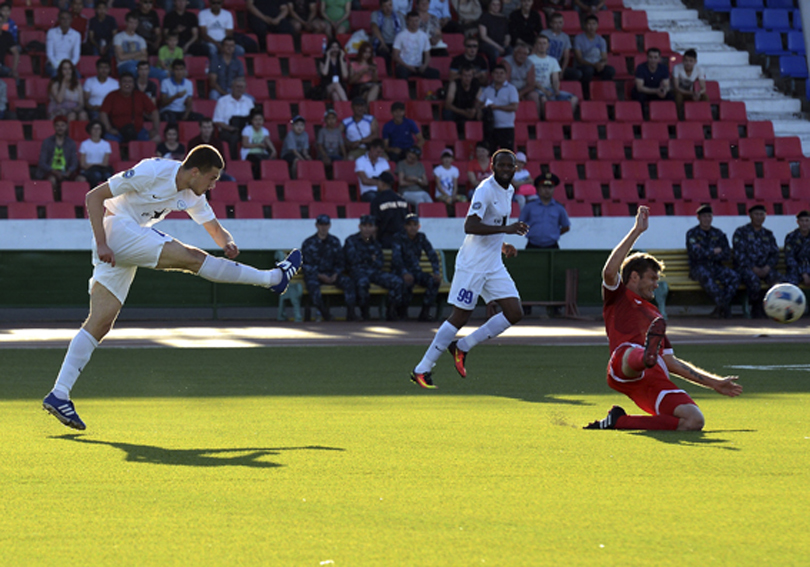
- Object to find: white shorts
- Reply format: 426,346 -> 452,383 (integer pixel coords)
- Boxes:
448,265 -> 520,310
89,214 -> 173,304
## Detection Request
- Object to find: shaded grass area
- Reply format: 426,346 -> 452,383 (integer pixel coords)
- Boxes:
1,344 -> 808,565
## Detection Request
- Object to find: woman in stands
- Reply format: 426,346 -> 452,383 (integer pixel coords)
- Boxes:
78,120 -> 113,187
348,41 -> 381,103
318,39 -> 350,102
48,59 -> 88,122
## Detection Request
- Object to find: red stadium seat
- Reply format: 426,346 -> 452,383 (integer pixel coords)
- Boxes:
0,140 -> 8,162
579,101 -> 608,123
1,160 -> 31,182
295,160 -> 326,182
525,140 -> 556,162
543,101 -> 574,122
332,160 -> 358,184
382,79 -> 408,100
307,201 -> 339,219
463,121 -> 483,141
418,202 -> 448,217
702,139 -> 733,160
683,102 -> 713,123
536,122 -> 565,142
644,179 -> 675,202
260,160 -> 291,181
596,140 -> 626,161
648,101 -> 678,122
209,181 -> 241,204
585,161 -> 615,181
24,77 -> 50,104
414,79 -> 443,100
252,57 -> 282,78
271,202 -> 302,218
454,201 -> 470,217
185,56 -> 209,79
561,140 -> 590,162
789,178 -> 810,201
640,122 -> 669,145
549,161 -> 580,184
620,161 -> 650,180
288,56 -> 319,81
753,179 -> 785,202
607,54 -> 631,79
667,139 -> 696,160
23,180 -> 55,203
59,181 -> 90,205
597,10 -> 616,31
728,160 -> 756,181
0,180 -> 18,203
6,202 -> 40,218
571,180 -> 603,202
283,180 -> 315,202
609,179 -> 640,202
747,121 -> 775,143
321,180 -> 351,203
680,179 -> 711,202
763,160 -> 792,181
621,10 -> 649,32
266,34 -> 296,56
45,202 -> 82,219
600,201 -> 633,217
719,101 -> 747,124
614,101 -> 643,123
631,139 -> 661,160
300,34 -> 329,57
226,161 -> 254,183
609,32 -> 638,54
590,81 -> 618,102
717,179 -> 747,201
429,121 -> 459,142
245,181 -> 278,203
643,31 -> 672,54
298,100 -> 327,123
15,141 -> 41,165
234,202 -> 267,218
344,201 -> 371,218
738,138 -> 768,160
275,78 -> 304,100
605,122 -> 635,142
515,100 -> 537,123
676,122 -> 706,142
774,136 -> 803,159
408,100 -> 435,124
656,160 -> 687,180
692,160 -> 721,182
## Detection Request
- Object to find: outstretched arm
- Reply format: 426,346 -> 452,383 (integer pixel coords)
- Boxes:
664,354 -> 742,397
203,219 -> 239,259
603,205 -> 649,288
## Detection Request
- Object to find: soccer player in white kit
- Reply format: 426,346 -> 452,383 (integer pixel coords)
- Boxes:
411,149 -> 529,388
42,145 -> 302,430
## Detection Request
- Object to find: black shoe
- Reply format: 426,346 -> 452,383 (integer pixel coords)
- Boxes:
397,305 -> 409,320
721,304 -> 732,319
346,306 -> 357,321
417,305 -> 434,322
751,302 -> 766,319
360,305 -> 370,321
315,303 -> 331,322
584,405 -> 626,430
386,304 -> 399,321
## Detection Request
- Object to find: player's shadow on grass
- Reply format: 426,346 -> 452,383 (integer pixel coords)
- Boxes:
627,429 -> 756,451
52,434 -> 345,469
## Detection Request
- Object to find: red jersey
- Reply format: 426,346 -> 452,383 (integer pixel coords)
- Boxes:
603,279 -> 672,355
100,89 -> 156,132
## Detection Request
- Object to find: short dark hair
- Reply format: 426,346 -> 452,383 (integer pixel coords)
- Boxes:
390,101 -> 405,112
164,123 -> 179,136
95,57 -> 112,68
171,58 -> 186,69
406,10 -> 419,18
369,138 -> 385,149
182,144 -> 224,172
491,148 -> 516,167
493,63 -> 507,73
459,63 -> 475,74
550,12 -> 563,21
119,71 -> 135,81
621,252 -> 665,283
647,47 -> 661,56
95,0 -> 108,7
221,36 -> 235,43
585,14 -> 598,24
683,49 -> 697,60
136,59 -> 150,68
125,10 -> 139,21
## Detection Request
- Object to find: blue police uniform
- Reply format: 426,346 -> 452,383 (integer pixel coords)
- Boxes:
519,198 -> 570,248
784,228 -> 810,285
686,225 -> 740,311
344,232 -> 405,319
391,230 -> 441,320
732,223 -> 783,303
301,232 -> 356,320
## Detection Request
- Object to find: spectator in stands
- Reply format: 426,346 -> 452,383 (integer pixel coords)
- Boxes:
392,213 -> 442,321
382,101 -> 425,162
540,0 -> 570,20
573,0 -> 605,16
342,96 -> 379,160
246,0 -> 295,53
519,172 -> 570,249
631,47 -> 673,116
159,59 -> 204,123
416,0 -> 446,56
240,107 -> 277,179
213,76 -> 256,159
355,138 -> 392,202
510,150 -> 533,208
448,37 -> 489,84
529,34 -> 578,119
86,1 -> 117,58
397,146 -> 431,207
466,142 -> 491,195
162,0 -> 208,58
318,39 -> 350,102
83,58 -> 119,120
733,204 -> 784,319
478,0 -> 511,72
429,0 -> 460,33
36,115 -> 80,192
784,210 -> 810,288
573,14 -> 614,100
157,32 -> 184,72
508,0 -> 541,47
48,59 -> 89,122
503,41 -> 539,113
133,0 -> 162,55
443,64 -> 482,131
135,59 -> 159,104
672,48 -> 708,120
155,123 -> 186,159
317,108 -> 346,166
0,2 -> 19,46
478,63 -> 519,151
392,0 -> 411,16
114,12 -> 166,79
686,204 -> 739,319
69,0 -> 88,42
187,116 -> 236,181
281,115 -> 312,178
322,0 -> 352,36
287,0 -> 330,36
392,11 -> 440,80
46,10 -> 82,77
370,171 -> 410,248
99,72 -> 161,143
78,120 -> 114,187
0,79 -> 6,119
451,0 -> 482,32
301,214 -> 358,322
370,0 -> 405,69
0,27 -> 18,81
207,36 -> 244,101
433,147 -> 464,205
349,42 -> 381,102
199,0 -> 246,59
541,12 -> 580,82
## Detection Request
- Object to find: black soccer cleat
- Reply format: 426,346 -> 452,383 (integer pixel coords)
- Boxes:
584,405 -> 626,430
643,317 -> 667,368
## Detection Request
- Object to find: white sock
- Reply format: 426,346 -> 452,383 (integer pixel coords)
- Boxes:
457,312 -> 511,352
414,321 -> 459,374
198,256 -> 281,288
52,328 -> 99,399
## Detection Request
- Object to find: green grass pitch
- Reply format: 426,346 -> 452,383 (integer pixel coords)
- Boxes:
1,343 -> 808,565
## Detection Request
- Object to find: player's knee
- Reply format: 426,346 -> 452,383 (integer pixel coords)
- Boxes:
681,415 -> 705,431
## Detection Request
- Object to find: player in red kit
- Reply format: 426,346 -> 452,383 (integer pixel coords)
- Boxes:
585,206 -> 743,430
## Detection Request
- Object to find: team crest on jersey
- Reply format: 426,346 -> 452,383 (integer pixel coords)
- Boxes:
123,169 -> 135,178
472,202 -> 482,210
176,199 -> 188,210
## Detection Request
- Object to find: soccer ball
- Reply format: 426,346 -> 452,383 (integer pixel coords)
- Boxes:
763,283 -> 807,323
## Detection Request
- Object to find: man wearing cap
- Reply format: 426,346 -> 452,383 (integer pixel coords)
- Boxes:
784,210 -> 810,288
36,115 -> 80,193
686,204 -> 740,319
733,204 -> 784,318
518,173 -> 570,249
301,214 -> 357,321
342,97 -> 379,160
281,115 -> 311,177
371,171 -> 410,247
344,214 -> 406,321
356,138 -> 392,203
317,108 -> 346,166
396,146 -> 432,208
477,64 -> 519,151
382,101 -> 425,162
392,213 -> 442,321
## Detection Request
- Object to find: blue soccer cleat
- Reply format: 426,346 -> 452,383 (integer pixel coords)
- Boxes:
270,248 -> 302,294
43,392 -> 86,430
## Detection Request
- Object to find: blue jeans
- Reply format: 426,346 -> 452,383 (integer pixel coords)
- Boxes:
104,128 -> 151,143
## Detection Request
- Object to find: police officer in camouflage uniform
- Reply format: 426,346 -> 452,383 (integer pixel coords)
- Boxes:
686,204 -> 740,318
301,214 -> 357,321
732,204 -> 783,318
344,214 -> 406,321
784,210 -> 810,288
391,213 -> 442,321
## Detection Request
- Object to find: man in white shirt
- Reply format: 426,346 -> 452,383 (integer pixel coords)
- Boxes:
159,59 -> 204,123
410,149 -> 529,389
46,10 -> 81,77
672,48 -> 708,120
528,34 -> 578,119
41,145 -> 302,431
392,11 -> 440,79
355,138 -> 392,202
83,57 -> 119,120
478,64 -> 519,151
198,0 -> 245,59
212,76 -> 256,159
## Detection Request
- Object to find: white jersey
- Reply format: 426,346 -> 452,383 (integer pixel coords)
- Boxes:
106,158 -> 215,227
455,175 -> 514,273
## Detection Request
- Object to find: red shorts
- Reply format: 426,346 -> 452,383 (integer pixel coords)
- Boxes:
607,344 -> 696,416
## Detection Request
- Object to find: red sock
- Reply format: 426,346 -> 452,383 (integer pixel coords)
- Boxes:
615,414 -> 680,430
624,348 -> 647,372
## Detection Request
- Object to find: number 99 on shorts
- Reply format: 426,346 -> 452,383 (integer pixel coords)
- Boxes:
456,288 -> 475,305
